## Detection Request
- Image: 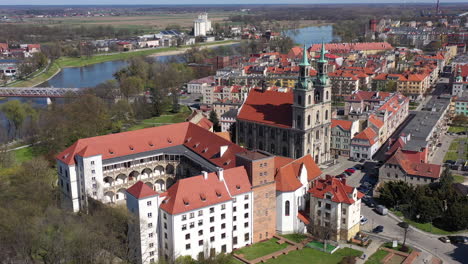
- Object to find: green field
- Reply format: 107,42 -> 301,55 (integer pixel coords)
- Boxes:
264,247 -> 362,264
448,126 -> 467,133
453,174 -> 465,184
444,138 -> 468,161
365,249 -> 389,264
235,238 -> 290,260
10,62 -> 61,87
126,106 -> 192,131
281,234 -> 307,243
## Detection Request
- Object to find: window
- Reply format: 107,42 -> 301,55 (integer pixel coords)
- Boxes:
149,233 -> 153,238
233,216 -> 237,221
163,213 -> 167,220
198,210 -> 203,216
318,201 -> 322,207
148,223 -> 153,228
210,207 -> 215,213
149,243 -> 154,248
210,226 -> 215,232
149,251 -> 154,256
91,170 -> 95,174
233,197 -> 237,203
221,213 -> 226,220
244,194 -> 249,200
308,115 -> 311,126
285,201 -> 290,216
147,201 -> 152,206
164,233 -> 167,239
244,213 -> 249,219
342,218 -> 346,224
182,224 -> 187,231
210,216 -> 214,223
198,230 -> 203,236
182,215 -> 187,221
148,213 -> 152,218
308,95 -> 312,105
325,203 -> 331,210
342,209 -> 346,215
221,233 -> 226,239
190,212 -> 195,219
325,212 -> 330,219
233,237 -> 238,245
190,222 -> 195,228
233,206 -> 237,212
210,236 -> 215,242
317,210 -> 321,216
198,220 -> 203,226
186,244 -> 191,250
199,240 -> 203,246
91,161 -> 95,165
221,223 -> 226,229
244,204 -> 249,209
221,204 -> 226,210
244,222 -> 249,228
297,95 -> 302,105
164,223 -> 167,229
244,233 -> 250,241
186,234 -> 190,240
233,225 -> 237,231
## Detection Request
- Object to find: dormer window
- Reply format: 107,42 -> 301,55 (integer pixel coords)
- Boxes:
236,184 -> 241,190
109,149 -> 114,154
167,138 -> 172,144
200,194 -> 206,201
185,137 -> 192,143
325,194 -> 332,200
215,190 -> 222,197
194,143 -> 200,148
148,141 -> 154,147
183,198 -> 189,206
129,145 -> 134,151
202,147 -> 208,153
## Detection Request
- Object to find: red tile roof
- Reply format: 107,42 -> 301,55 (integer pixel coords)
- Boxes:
308,42 -> 393,53
188,76 -> 214,84
127,181 -> 158,199
331,119 -> 353,131
196,117 -> 213,130
386,149 -> 441,179
368,114 -> 384,129
56,122 -> 246,169
159,167 -> 251,215
353,127 -> 378,145
309,177 -> 364,204
297,211 -> 310,225
275,155 -> 322,192
345,91 -> 391,102
237,88 -> 293,128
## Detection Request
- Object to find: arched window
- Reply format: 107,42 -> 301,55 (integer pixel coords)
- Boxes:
316,111 -> 320,122
316,130 -> 320,140
308,95 -> 312,105
297,95 -> 302,105
315,91 -> 320,102
325,110 -> 329,120
297,115 -> 301,128
326,91 -> 329,100
285,201 -> 290,216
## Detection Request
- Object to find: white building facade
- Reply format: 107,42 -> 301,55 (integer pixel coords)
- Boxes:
194,13 -> 212,37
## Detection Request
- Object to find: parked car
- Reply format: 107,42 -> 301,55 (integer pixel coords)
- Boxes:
354,164 -> 363,170
448,236 -> 466,244
445,160 -> 456,165
358,186 -> 369,194
344,171 -> 353,176
360,216 -> 368,225
349,157 -> 357,161
438,237 -> 450,243
373,225 -> 384,233
346,168 -> 356,173
359,159 -> 365,163
375,205 -> 388,215
336,173 -> 347,179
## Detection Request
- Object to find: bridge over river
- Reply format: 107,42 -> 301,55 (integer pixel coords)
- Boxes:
0,87 -> 84,98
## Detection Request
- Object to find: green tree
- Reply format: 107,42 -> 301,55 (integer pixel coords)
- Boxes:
452,115 -> 468,127
119,76 -> 145,99
209,111 -> 220,132
0,100 -> 36,139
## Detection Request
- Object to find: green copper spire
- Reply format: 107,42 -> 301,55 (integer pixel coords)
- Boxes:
318,41 -> 327,63
299,44 -> 310,66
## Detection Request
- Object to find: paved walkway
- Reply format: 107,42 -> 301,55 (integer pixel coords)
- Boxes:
340,238 -> 384,264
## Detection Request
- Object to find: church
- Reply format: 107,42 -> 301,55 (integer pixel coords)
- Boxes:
236,43 -> 332,164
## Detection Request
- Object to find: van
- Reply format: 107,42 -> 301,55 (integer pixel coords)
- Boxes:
376,205 -> 388,215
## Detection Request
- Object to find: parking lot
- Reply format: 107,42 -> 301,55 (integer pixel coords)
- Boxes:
321,156 -> 378,190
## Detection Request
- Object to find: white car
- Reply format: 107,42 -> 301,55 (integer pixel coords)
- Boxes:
360,216 -> 368,225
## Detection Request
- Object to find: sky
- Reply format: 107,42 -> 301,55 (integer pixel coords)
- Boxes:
1,0 -> 467,6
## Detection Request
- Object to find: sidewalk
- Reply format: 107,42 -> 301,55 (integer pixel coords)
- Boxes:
340,238 -> 384,264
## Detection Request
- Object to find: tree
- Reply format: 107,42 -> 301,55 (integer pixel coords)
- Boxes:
119,76 -> 144,99
0,100 -> 36,139
452,115 -> 468,127
209,111 -> 220,132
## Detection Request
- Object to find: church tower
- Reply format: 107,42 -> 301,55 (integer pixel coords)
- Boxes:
291,43 -> 331,164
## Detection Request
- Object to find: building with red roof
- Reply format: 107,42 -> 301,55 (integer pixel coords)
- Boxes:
350,127 -> 380,160
236,43 -> 332,165
308,175 -> 364,241
331,119 -> 360,157
380,149 -> 442,186
308,42 -> 393,56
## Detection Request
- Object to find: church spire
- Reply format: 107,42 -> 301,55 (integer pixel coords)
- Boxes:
318,41 -> 327,63
299,44 -> 310,66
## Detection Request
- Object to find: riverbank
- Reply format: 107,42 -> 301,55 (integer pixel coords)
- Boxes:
9,40 -> 239,87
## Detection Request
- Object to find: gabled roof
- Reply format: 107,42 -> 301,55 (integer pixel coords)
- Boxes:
345,91 -> 391,102
368,114 -> 384,129
331,119 -> 353,131
275,155 -> 322,192
56,122 -> 246,169
127,181 -> 158,199
353,127 -> 378,145
309,177 -> 364,204
159,167 -> 251,215
308,42 -> 393,53
386,149 -> 441,179
237,88 -> 293,128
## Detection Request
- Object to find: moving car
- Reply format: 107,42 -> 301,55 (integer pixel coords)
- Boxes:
360,216 -> 368,225
373,225 -> 384,233
438,237 -> 450,243
375,205 -> 388,215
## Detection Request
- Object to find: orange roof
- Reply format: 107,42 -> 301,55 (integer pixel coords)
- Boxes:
368,115 -> 384,129
196,117 -> 213,130
308,42 -> 393,53
159,167 -> 251,215
215,132 -> 231,142
237,88 -> 293,128
309,176 -> 364,204
56,122 -> 246,169
275,155 -> 322,192
346,91 -> 391,102
386,150 -> 441,179
127,181 -> 158,199
331,119 -> 353,131
353,127 -> 378,145
297,211 -> 310,225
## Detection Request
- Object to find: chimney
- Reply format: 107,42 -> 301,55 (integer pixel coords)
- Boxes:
202,171 -> 208,180
220,145 -> 228,157
217,167 -> 224,181
342,178 -> 346,185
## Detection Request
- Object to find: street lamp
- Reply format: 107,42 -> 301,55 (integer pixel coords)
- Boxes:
399,221 -> 409,247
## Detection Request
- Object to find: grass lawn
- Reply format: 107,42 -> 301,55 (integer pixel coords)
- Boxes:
13,147 -> 36,163
444,151 -> 459,162
307,241 -> 337,252
453,174 -> 465,184
264,247 -> 362,264
448,126 -> 467,133
383,242 -> 413,253
390,209 -> 466,235
10,62 -> 61,87
235,238 -> 289,260
449,139 -> 460,151
126,106 -> 191,131
281,234 -> 307,243
365,249 -> 389,264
